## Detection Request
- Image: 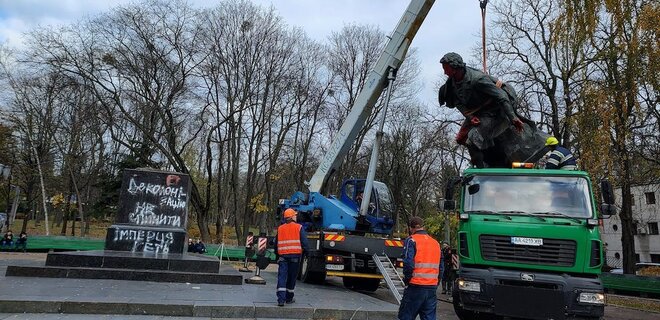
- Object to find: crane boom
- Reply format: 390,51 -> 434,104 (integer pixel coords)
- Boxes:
306,0 -> 435,193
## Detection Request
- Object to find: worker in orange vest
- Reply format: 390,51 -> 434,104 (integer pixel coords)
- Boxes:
274,208 -> 309,307
398,216 -> 441,320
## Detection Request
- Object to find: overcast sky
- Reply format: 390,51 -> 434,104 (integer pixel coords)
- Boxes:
0,0 -> 487,105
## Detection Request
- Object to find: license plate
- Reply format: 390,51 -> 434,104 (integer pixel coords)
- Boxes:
511,237 -> 543,246
326,264 -> 344,271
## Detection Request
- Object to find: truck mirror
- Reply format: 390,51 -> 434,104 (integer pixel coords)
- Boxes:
600,203 -> 617,217
600,179 -> 615,205
468,184 -> 480,195
443,200 -> 456,211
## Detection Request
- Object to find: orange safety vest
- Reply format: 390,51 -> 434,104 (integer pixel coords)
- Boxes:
410,233 -> 441,286
277,222 -> 303,255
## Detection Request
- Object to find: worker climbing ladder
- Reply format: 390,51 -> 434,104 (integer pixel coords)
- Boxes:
373,254 -> 405,304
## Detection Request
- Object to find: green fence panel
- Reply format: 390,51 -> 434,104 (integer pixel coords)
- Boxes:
15,236 -> 276,261
601,273 -> 660,295
205,244 -> 276,261
27,236 -> 105,251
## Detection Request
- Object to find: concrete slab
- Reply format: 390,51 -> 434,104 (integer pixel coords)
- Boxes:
0,253 -> 398,319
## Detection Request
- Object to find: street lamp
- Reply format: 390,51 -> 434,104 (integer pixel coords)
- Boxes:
0,163 -> 11,231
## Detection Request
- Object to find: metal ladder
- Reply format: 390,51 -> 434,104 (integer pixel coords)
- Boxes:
373,254 -> 406,304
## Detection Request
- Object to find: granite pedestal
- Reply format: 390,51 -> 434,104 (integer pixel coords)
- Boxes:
4,169 -> 244,285
5,250 -> 242,284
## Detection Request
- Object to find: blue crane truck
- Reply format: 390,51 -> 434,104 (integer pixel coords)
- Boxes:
276,0 -> 435,291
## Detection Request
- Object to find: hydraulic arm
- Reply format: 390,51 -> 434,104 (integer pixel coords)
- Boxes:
306,0 -> 435,195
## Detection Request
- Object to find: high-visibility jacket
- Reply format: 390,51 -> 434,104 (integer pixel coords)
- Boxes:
546,146 -> 577,170
277,222 -> 303,255
410,233 -> 441,286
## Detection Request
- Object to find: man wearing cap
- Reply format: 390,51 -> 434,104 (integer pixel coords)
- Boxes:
438,52 -> 526,168
398,216 -> 441,320
274,208 -> 309,307
544,136 -> 577,170
440,242 -> 453,294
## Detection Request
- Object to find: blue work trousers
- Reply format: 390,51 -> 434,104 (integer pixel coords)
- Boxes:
0,240 -> 13,249
398,285 -> 437,320
276,256 -> 300,303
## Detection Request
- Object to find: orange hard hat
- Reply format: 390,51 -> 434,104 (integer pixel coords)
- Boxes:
283,208 -> 297,219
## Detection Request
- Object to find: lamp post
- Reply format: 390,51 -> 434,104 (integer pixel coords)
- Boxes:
0,164 -> 11,230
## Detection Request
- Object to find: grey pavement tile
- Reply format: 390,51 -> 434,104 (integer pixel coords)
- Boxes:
60,301 -> 130,315
193,300 -> 253,307
1,255 -> 400,320
253,304 -> 312,319
0,316 -> 232,320
312,308 -> 369,320
0,314 -> 64,320
366,310 -> 398,320
102,316 -> 163,320
163,291 -> 221,302
126,303 -> 194,317
0,296 -> 66,302
193,305 -> 255,318
0,300 -> 62,313
62,296 -> 132,303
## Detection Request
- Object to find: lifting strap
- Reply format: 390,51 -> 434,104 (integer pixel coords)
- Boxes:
480,0 -> 489,73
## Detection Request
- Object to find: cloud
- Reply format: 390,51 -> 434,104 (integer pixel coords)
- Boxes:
267,0 -> 484,104
0,0 -> 134,46
0,0 -> 485,104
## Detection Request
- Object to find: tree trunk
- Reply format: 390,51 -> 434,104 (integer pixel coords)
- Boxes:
215,215 -> 224,244
619,153 -> 636,274
69,186 -> 77,237
61,194 -> 70,236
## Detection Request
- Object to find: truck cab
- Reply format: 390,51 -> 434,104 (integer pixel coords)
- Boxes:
449,168 -> 612,320
339,179 -> 396,234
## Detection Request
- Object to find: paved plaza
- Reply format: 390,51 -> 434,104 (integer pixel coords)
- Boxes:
0,253 -> 397,319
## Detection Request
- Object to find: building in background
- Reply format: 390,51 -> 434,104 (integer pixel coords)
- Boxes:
601,184 -> 659,268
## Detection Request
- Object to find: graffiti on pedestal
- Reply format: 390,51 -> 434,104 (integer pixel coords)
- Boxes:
105,169 -> 190,254
113,228 -> 174,253
116,170 -> 190,229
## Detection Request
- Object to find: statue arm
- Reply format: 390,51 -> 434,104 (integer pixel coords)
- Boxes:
438,82 -> 455,108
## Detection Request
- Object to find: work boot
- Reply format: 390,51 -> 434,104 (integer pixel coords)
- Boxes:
277,301 -> 284,307
286,298 -> 295,304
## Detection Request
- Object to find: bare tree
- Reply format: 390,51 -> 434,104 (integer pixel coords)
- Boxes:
0,58 -> 58,235
324,24 -> 421,193
487,0 -> 593,148
380,102 -> 455,230
25,0 -> 216,239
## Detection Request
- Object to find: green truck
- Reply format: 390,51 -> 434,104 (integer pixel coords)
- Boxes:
446,167 -> 615,320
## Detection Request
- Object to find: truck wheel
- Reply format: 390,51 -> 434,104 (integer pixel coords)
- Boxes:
351,278 -> 381,292
300,254 -> 326,284
342,276 -> 356,289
